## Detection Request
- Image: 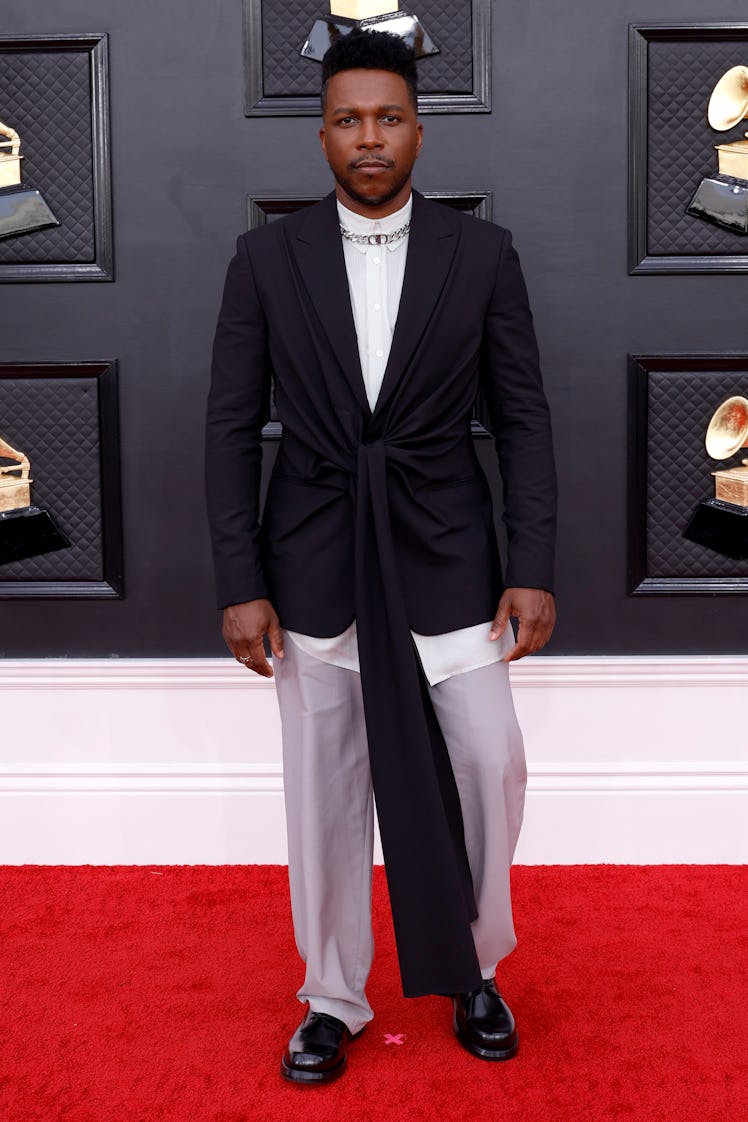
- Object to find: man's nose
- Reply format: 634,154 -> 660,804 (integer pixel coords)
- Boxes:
359,120 -> 383,147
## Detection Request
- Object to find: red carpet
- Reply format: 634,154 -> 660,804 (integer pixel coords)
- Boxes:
0,865 -> 745,1121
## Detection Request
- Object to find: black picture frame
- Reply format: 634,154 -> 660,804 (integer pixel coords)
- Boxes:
243,0 -> 491,116
629,22 -> 748,275
0,361 -> 123,598
246,190 -> 494,439
629,353 -> 748,595
247,190 -> 492,229
0,33 -> 113,282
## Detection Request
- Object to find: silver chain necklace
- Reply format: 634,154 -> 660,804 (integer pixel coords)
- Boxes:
339,221 -> 411,246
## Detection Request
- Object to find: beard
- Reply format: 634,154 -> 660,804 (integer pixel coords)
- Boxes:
333,164 -> 412,210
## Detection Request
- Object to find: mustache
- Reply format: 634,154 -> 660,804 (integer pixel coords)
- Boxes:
351,157 -> 394,169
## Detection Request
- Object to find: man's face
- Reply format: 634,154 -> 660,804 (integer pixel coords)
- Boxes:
320,68 -> 423,216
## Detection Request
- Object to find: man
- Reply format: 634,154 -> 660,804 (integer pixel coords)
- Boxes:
206,30 -> 556,1083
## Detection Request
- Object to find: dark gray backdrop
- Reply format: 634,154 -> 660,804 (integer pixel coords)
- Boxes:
2,0 -> 747,656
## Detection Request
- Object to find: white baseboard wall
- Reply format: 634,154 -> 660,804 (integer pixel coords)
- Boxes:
1,657 -> 746,865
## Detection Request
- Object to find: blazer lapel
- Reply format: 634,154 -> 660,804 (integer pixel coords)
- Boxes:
372,191 -> 459,420
290,192 -> 371,416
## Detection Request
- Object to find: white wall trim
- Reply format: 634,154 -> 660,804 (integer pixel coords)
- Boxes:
1,656 -> 746,864
2,654 -> 748,688
508,655 -> 748,687
1,761 -> 746,793
0,658 -> 278,690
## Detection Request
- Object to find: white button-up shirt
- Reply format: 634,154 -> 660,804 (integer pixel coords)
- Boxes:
284,195 -> 510,683
338,195 -> 411,410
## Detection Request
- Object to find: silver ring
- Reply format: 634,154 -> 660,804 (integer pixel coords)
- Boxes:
240,655 -> 254,665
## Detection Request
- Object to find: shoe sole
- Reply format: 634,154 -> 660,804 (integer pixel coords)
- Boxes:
452,1013 -> 519,1062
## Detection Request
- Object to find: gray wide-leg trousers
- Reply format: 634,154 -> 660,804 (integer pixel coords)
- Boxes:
274,633 -> 527,1035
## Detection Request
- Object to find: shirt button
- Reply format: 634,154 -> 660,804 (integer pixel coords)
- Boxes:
373,257 -> 381,264
373,303 -> 381,311
376,350 -> 384,358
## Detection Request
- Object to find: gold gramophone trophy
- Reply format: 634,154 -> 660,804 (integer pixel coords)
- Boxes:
301,1 -> 439,62
0,118 -> 59,240
0,433 -> 69,565
687,66 -> 748,234
683,396 -> 748,559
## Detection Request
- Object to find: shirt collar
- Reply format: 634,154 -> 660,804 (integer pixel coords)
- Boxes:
337,195 -> 412,254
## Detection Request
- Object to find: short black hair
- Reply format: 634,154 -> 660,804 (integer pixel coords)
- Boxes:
321,28 -> 418,112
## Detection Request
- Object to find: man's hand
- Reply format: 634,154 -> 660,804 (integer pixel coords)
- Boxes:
222,598 -> 284,678
490,587 -> 556,663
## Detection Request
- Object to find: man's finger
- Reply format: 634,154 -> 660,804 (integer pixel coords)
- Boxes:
489,597 -> 512,640
233,646 -> 263,674
249,637 -> 273,678
268,617 -> 285,660
234,638 -> 272,677
531,620 -> 554,653
502,615 -> 538,662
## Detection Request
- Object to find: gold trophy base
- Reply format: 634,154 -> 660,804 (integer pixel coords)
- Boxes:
330,1 -> 396,17
713,465 -> 748,507
716,139 -> 748,180
0,477 -> 31,513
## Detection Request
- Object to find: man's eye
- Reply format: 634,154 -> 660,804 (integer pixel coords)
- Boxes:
338,117 -> 355,126
382,115 -> 400,124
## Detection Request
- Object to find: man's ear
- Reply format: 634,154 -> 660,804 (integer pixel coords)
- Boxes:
319,126 -> 327,160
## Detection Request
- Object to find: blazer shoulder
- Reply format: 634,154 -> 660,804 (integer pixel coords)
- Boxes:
455,208 -> 510,253
415,193 -> 509,256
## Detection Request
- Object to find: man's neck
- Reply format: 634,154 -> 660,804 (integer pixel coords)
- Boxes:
337,194 -> 411,229
334,182 -> 413,219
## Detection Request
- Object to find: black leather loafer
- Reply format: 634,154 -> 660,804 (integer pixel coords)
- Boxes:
281,1008 -> 361,1084
453,979 -> 519,1060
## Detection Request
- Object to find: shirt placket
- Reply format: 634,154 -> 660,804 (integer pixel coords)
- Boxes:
365,237 -> 389,409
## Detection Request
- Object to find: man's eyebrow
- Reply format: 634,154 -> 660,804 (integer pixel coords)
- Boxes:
330,103 -> 407,115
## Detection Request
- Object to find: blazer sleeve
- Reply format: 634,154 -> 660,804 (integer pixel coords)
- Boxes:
479,228 -> 557,593
205,234 -> 272,609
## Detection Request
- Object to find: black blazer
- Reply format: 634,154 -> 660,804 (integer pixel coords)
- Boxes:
206,190 -> 556,635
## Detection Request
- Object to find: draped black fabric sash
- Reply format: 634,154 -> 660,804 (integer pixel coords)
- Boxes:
354,439 -> 483,997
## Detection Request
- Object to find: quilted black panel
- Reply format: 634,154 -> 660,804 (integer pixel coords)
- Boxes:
0,378 -> 103,580
0,48 -> 95,263
260,0 -> 473,98
646,369 -> 748,577
648,37 -> 748,257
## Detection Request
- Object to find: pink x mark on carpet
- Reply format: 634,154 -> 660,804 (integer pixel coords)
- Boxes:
383,1033 -> 405,1045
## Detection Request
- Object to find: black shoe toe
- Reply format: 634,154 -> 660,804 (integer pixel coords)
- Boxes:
281,1009 -> 356,1084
